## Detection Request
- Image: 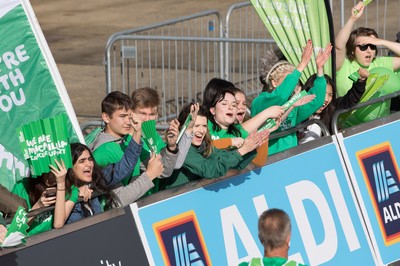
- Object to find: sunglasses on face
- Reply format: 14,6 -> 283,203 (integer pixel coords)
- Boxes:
356,44 -> 377,51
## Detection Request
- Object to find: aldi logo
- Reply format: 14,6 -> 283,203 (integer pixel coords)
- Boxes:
153,210 -> 211,266
357,142 -> 400,245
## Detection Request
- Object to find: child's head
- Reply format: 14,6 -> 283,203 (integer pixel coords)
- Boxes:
101,91 -> 133,138
202,78 -> 235,116
131,87 -> 160,121
304,74 -> 335,114
259,47 -> 294,92
177,104 -> 212,157
262,61 -> 295,92
230,87 -> 247,124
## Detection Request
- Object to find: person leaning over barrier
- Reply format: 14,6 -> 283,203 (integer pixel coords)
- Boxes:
239,208 -> 307,266
201,79 -> 283,169
161,104 -> 265,189
252,40 -> 332,155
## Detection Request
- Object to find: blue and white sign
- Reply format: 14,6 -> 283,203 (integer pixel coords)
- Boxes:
339,119 -> 400,265
132,142 -> 375,265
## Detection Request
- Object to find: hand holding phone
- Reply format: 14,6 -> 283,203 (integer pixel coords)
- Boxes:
44,187 -> 57,198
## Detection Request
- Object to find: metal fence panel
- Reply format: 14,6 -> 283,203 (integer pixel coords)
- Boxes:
98,1 -> 400,131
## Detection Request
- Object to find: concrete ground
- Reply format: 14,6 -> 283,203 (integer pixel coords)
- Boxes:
29,0 -> 400,123
30,0 -> 238,122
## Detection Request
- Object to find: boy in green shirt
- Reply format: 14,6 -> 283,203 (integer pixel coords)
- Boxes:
87,90 -> 179,206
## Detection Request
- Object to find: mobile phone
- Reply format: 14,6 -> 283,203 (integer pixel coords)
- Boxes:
44,187 -> 57,198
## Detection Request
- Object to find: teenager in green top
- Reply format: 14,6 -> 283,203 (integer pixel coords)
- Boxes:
86,90 -> 178,206
252,40 -> 332,155
239,208 -> 307,266
12,160 -> 78,235
202,78 -> 284,150
164,105 -> 268,188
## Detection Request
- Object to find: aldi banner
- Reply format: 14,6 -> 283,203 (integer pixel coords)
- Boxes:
132,141 -> 376,265
249,0 -> 334,82
0,1 -> 83,190
337,119 -> 400,265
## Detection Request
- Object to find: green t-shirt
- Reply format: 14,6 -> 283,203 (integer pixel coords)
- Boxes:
164,145 -> 244,188
208,120 -> 249,140
92,131 -> 166,194
12,179 -> 79,236
251,73 -> 326,155
239,257 -> 307,266
336,57 -> 393,97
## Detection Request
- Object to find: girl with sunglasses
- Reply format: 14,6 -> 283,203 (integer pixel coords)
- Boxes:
335,1 -> 400,97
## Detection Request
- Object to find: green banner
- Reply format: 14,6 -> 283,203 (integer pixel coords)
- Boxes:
0,1 -> 83,190
18,114 -> 72,177
250,0 -> 333,83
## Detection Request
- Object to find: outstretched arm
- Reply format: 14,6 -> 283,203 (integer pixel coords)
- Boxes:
335,2 -> 365,70
242,105 -> 284,133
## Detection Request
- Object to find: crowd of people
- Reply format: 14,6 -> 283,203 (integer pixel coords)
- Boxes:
1,4 -> 399,264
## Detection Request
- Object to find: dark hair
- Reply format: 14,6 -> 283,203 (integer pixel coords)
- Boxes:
346,27 -> 379,61
177,104 -> 213,157
202,77 -> 235,117
208,89 -> 242,137
258,208 -> 291,252
67,143 -> 115,216
131,87 -> 160,109
303,74 -> 336,132
101,91 -> 133,117
229,86 -> 245,96
27,171 -> 72,208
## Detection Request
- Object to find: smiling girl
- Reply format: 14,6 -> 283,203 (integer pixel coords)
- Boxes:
163,105 -> 266,188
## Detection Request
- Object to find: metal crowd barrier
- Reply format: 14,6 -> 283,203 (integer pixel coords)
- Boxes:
101,1 -> 399,130
105,10 -> 223,94
331,91 -> 400,135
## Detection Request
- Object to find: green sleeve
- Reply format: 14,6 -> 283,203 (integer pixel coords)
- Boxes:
234,150 -> 256,170
68,186 -> 79,203
11,179 -> 31,209
93,141 -> 125,167
183,147 -> 243,179
251,69 -> 302,116
296,75 -> 327,123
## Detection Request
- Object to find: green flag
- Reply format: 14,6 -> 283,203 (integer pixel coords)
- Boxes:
0,1 -> 83,190
1,206 -> 29,247
250,0 -> 334,83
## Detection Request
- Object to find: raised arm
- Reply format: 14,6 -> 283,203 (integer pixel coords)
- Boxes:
297,39 -> 313,72
316,43 -> 333,76
335,2 -> 365,70
51,159 -> 75,229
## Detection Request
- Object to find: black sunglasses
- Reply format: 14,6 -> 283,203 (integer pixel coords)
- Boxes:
356,44 -> 377,51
